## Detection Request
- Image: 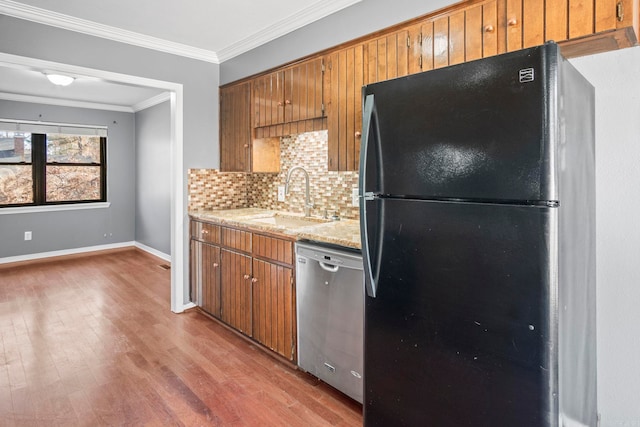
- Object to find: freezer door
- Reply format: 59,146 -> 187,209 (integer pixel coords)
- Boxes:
364,198 -> 558,427
362,43 -> 559,203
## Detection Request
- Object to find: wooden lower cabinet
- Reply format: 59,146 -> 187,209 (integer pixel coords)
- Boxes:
190,219 -> 297,362
252,258 -> 295,361
190,239 -> 221,318
220,249 -> 253,335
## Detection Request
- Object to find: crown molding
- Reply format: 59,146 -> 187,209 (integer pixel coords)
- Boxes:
0,0 -> 219,63
0,91 -> 134,112
132,91 -> 172,112
1,0 -> 361,64
216,0 -> 362,62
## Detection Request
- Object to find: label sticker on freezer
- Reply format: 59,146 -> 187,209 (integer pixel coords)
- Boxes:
519,68 -> 535,83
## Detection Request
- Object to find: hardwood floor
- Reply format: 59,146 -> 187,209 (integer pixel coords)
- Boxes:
0,249 -> 363,426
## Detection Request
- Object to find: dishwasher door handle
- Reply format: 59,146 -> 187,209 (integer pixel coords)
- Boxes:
318,261 -> 340,273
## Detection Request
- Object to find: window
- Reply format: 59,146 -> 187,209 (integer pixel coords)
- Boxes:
0,121 -> 107,207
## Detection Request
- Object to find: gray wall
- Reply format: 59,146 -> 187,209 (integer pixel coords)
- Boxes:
219,4 -> 640,424
0,100 -> 135,258
0,13 -> 219,306
571,47 -> 640,427
0,15 -> 218,169
135,101 -> 171,256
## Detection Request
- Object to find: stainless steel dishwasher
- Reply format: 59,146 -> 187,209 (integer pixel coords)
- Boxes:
295,241 -> 364,403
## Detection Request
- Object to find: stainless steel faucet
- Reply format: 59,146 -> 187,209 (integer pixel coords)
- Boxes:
285,166 -> 314,217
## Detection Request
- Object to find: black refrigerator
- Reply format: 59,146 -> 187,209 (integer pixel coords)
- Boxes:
359,42 -> 596,426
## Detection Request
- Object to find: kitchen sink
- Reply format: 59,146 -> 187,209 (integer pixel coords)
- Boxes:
247,214 -> 328,229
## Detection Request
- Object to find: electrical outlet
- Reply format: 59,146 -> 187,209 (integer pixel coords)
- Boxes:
277,185 -> 286,202
352,188 -> 360,207
24,231 -> 32,241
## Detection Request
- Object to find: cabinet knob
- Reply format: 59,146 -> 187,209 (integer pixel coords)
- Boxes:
251,277 -> 258,283
243,143 -> 249,148
243,274 -> 250,280
508,18 -> 518,26
277,101 -> 283,107
213,263 -> 219,268
355,131 -> 362,138
201,229 -> 209,234
484,24 -> 495,33
284,99 -> 291,105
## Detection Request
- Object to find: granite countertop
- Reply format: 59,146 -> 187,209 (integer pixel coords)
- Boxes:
189,208 -> 361,249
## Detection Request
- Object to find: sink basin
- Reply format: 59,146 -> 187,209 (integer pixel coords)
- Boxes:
248,214 -> 328,229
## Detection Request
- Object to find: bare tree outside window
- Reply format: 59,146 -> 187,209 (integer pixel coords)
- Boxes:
0,128 -> 106,207
46,134 -> 102,202
0,131 -> 33,205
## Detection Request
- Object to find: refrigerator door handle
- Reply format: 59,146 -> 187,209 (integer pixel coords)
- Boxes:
360,94 -> 379,298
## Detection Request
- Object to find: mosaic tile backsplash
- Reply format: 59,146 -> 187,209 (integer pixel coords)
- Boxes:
188,130 -> 360,220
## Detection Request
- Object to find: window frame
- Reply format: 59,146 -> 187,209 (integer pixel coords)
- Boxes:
0,131 -> 107,208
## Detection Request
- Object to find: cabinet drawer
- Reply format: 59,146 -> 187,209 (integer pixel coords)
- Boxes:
222,226 -> 252,253
191,220 -> 221,244
253,234 -> 294,266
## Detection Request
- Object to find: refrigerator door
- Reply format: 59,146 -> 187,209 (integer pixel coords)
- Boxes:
362,43 -> 559,203
363,198 -> 557,426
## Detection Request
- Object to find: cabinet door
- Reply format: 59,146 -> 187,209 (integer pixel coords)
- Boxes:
201,243 -> 221,318
408,21 -> 433,74
253,71 -> 283,128
254,58 -> 325,129
189,239 -> 200,304
429,0 -> 498,68
596,0 -> 618,32
220,82 -> 251,172
366,29 -> 410,83
252,258 -> 295,361
220,249 -> 253,336
190,240 -> 221,318
327,44 -> 365,172
285,57 -> 325,123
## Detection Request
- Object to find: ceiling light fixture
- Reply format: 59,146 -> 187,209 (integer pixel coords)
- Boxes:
45,73 -> 75,86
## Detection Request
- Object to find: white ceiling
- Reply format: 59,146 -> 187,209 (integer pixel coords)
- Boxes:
0,0 -> 361,111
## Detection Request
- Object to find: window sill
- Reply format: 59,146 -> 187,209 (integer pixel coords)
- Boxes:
0,202 -> 111,215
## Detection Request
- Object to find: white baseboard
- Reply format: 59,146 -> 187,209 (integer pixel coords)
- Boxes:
0,241 -> 172,265
174,302 -> 196,313
134,242 -> 171,262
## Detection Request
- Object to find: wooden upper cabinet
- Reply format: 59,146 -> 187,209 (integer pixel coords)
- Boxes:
220,81 -> 251,172
220,0 -> 639,172
408,0 -> 499,72
253,57 -> 325,129
406,0 -> 638,66
287,58 -> 325,123
253,71 -> 283,128
366,29 -> 411,84
505,0 -> 638,56
326,44 -> 366,172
